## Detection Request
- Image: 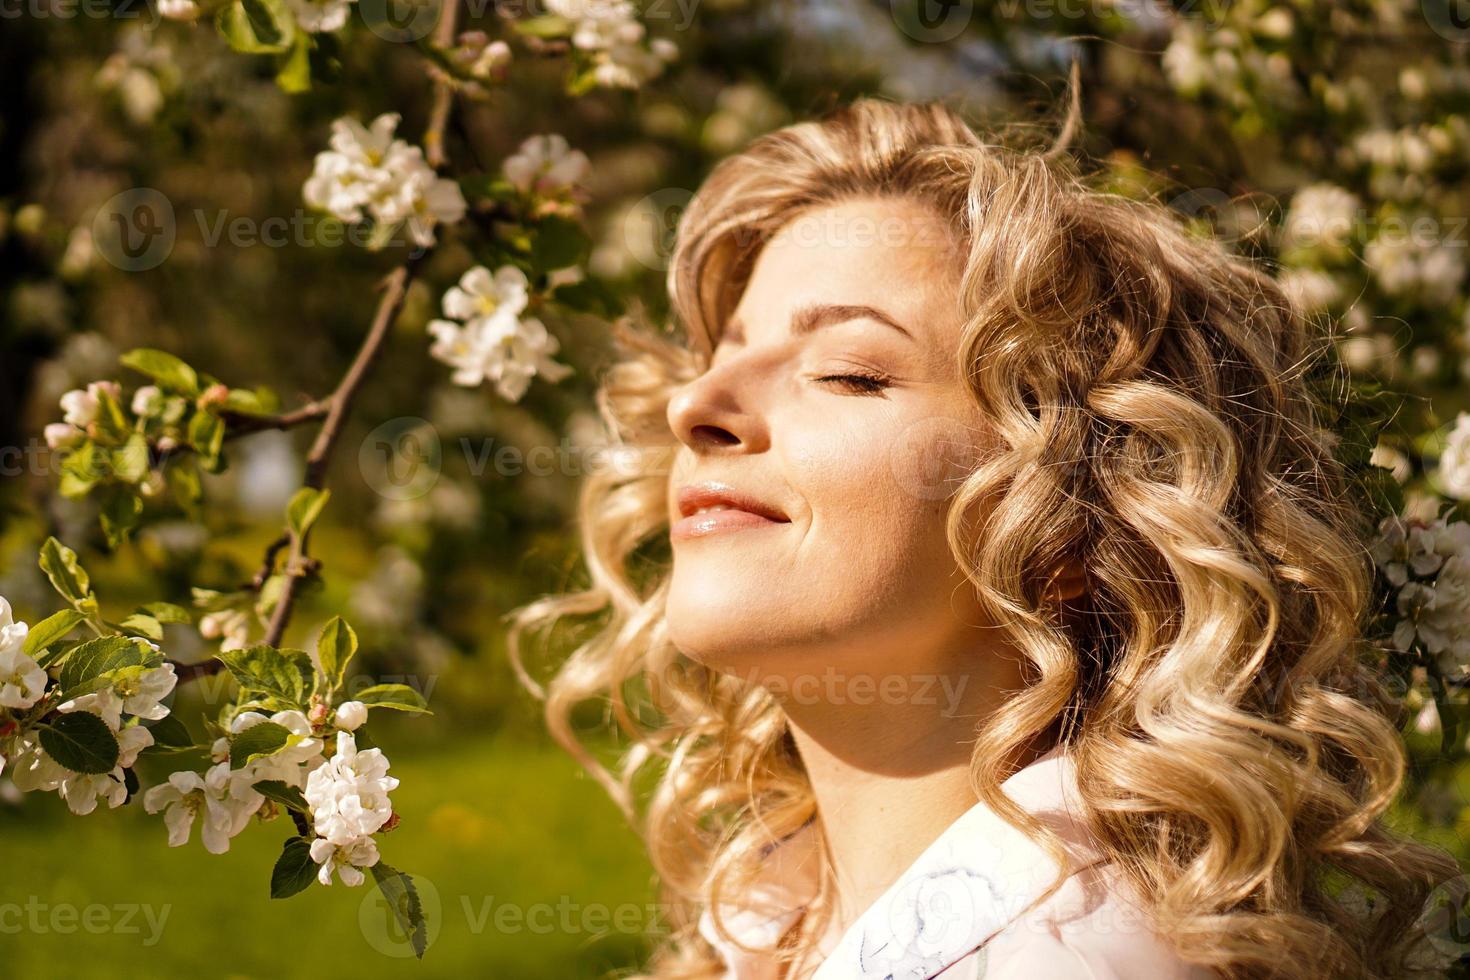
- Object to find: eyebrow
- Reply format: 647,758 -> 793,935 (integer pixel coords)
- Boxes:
724,302 -> 915,344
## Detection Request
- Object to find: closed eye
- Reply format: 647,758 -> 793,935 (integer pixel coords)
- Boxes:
814,371 -> 892,395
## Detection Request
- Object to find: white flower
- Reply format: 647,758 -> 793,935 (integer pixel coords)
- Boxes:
1281,184 -> 1359,251
429,314 -> 573,401
142,761 -> 261,853
0,598 -> 43,710
1437,413 -> 1470,499
502,134 -> 590,198
58,382 -> 113,429
443,264 -> 531,323
333,700 -> 368,731
1420,552 -> 1470,668
199,608 -> 253,652
117,724 -> 155,767
470,39 -> 512,79
544,0 -> 675,88
58,769 -> 128,816
592,38 -> 676,89
44,423 -> 84,450
309,834 -> 380,886
304,731 -> 399,845
1162,26 -> 1209,96
427,265 -> 572,401
131,385 -> 164,417
400,166 -> 468,248
1370,516 -> 1445,587
284,0 -> 357,32
1277,268 -> 1340,312
303,113 -> 465,248
228,708 -> 325,788
58,661 -> 177,729
157,0 -> 201,19
7,736 -> 66,792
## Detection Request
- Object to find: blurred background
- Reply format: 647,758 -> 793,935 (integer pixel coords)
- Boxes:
3,1 -> 1470,976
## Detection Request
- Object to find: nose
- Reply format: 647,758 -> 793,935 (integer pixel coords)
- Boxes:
666,360 -> 770,455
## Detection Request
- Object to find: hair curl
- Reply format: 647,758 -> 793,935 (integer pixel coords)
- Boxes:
507,97 -> 1461,979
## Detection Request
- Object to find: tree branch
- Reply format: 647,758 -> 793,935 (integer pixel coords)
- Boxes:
173,6 -> 461,679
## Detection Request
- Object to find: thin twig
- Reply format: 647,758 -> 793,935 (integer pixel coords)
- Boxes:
220,400 -> 332,439
172,5 -> 461,678
262,256 -> 427,649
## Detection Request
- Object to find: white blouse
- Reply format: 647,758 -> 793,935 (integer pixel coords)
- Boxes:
697,745 -> 1217,979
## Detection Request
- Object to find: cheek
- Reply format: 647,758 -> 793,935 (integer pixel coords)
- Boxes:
785,412 -> 963,585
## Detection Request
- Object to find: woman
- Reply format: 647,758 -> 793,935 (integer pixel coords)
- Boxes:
510,98 -> 1461,978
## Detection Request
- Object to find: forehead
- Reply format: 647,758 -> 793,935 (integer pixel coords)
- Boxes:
729,195 -> 964,342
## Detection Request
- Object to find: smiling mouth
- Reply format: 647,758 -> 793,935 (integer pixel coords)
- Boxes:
672,484 -> 791,542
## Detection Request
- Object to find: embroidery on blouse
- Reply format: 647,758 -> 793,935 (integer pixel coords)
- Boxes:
699,746 -> 1109,980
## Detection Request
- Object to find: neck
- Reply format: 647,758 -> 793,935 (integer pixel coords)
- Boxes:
777,644 -> 1047,934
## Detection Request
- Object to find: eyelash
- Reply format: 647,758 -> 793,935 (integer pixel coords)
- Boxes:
813,370 -> 893,395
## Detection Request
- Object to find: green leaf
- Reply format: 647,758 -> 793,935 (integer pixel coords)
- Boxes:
111,433 -> 151,484
276,33 -> 312,93
513,13 -> 572,37
221,386 -> 280,417
230,720 -> 299,768
270,837 -> 319,899
316,617 -> 356,696
92,387 -> 131,444
57,636 -> 163,697
38,537 -> 96,614
253,779 -> 309,812
57,442 -> 106,499
164,459 -> 203,511
353,683 -> 431,714
119,613 -> 163,642
216,0 -> 295,54
187,411 -> 225,470
370,863 -> 429,958
286,487 -> 329,539
40,712 -> 120,774
120,348 -> 200,396
142,602 -> 192,625
217,645 -> 313,710
98,486 -> 144,549
22,609 -> 86,656
144,713 -> 197,750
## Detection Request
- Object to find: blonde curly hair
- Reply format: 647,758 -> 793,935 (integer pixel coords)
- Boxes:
508,97 -> 1461,979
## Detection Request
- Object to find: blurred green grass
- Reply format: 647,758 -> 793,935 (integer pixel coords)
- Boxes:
1,731 -> 659,979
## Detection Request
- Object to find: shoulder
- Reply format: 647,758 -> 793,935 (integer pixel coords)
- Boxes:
974,862 -> 1217,980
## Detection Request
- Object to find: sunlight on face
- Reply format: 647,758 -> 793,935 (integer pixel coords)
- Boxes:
664,195 -> 996,681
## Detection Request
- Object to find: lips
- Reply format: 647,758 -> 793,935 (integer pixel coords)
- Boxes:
672,482 -> 791,542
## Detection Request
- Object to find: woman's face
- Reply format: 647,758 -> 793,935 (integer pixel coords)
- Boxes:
664,195 -> 1001,685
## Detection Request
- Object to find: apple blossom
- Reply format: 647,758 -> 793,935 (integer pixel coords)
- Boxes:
143,761 -> 262,854
502,134 -> 591,198
309,834 -> 380,886
1438,412 -> 1470,499
427,265 -> 573,400
305,731 -> 399,845
303,113 -> 465,248
58,661 -> 177,729
333,700 -> 367,731
44,422 -> 84,450
0,599 -> 44,710
284,0 -> 358,33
